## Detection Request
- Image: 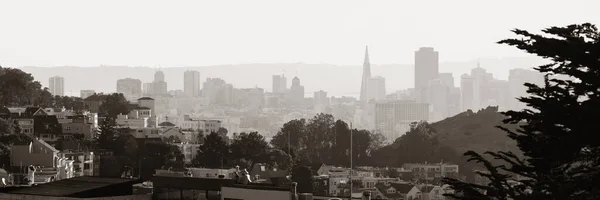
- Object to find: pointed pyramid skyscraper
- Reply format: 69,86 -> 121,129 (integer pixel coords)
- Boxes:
359,46 -> 371,105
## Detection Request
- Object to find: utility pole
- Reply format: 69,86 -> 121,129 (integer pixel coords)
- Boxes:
349,122 -> 353,199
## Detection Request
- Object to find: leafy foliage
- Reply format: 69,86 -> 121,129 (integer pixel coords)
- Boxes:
193,132 -> 230,168
98,93 -> 130,118
291,165 -> 314,193
443,23 -> 600,199
230,132 -> 269,169
0,67 -> 53,107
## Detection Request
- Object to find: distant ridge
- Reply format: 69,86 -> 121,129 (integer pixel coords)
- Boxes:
16,57 -> 545,97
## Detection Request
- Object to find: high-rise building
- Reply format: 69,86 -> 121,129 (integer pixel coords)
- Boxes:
359,46 -> 371,105
375,100 -> 430,142
428,78 -> 449,121
80,90 -> 96,99
117,78 -> 142,97
460,74 -> 475,111
414,47 -> 439,90
508,68 -> 544,111
438,73 -> 455,88
154,71 -> 165,82
184,70 -> 201,97
272,74 -> 287,94
49,76 -> 65,96
368,76 -> 386,101
314,90 -> 329,106
290,76 -> 305,106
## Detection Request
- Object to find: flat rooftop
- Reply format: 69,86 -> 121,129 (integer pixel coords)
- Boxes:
0,176 -> 140,197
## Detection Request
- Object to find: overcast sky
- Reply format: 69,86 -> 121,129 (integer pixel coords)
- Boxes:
0,0 -> 598,67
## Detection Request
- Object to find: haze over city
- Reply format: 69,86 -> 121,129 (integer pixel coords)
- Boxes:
0,0 -> 599,199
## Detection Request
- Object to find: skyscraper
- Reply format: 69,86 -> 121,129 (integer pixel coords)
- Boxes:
368,76 -> 386,101
272,74 -> 287,94
359,46 -> 371,105
414,47 -> 439,90
117,78 -> 142,97
49,76 -> 64,96
290,76 -> 305,106
184,70 -> 201,97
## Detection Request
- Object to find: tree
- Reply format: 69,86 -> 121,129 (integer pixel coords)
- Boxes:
0,118 -> 14,135
98,93 -> 130,118
444,23 -> 600,199
230,132 -> 269,169
0,67 -> 51,107
193,132 -> 230,168
271,119 -> 306,159
98,118 -> 118,150
291,165 -> 314,193
53,96 -> 84,112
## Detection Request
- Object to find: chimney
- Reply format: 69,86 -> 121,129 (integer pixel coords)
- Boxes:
362,191 -> 371,200
290,182 -> 298,200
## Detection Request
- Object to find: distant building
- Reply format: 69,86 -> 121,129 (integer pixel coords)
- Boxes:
48,76 -> 65,96
183,70 -> 201,97
179,115 -> 221,133
272,74 -> 287,94
117,78 -> 142,98
460,74 -> 475,111
79,90 -> 95,99
360,46 -> 371,106
368,76 -> 386,101
289,76 -> 305,106
374,100 -> 429,142
414,47 -> 439,90
143,71 -> 168,96
83,94 -> 106,114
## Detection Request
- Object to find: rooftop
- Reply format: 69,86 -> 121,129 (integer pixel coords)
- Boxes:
138,97 -> 154,100
1,176 -> 139,197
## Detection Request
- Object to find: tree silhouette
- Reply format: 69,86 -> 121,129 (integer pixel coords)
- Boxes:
98,93 -> 130,118
443,23 -> 600,199
193,132 -> 230,168
230,132 -> 269,169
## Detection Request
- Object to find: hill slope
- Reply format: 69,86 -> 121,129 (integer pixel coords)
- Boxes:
432,106 -> 519,155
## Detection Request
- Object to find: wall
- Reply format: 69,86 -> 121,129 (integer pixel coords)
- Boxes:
220,187 -> 290,200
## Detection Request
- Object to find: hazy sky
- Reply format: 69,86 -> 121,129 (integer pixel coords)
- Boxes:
1,0 -> 598,67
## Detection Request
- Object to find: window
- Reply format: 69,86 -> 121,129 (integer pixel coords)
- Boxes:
387,188 -> 396,194
260,166 -> 266,171
66,126 -> 71,131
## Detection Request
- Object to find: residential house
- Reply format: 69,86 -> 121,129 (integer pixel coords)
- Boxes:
5,107 -> 47,135
116,107 -> 153,128
61,115 -> 94,139
249,163 -> 288,185
419,185 -> 445,200
60,151 -> 94,177
403,162 -> 460,181
43,107 -> 74,120
33,115 -> 63,142
9,136 -> 74,185
373,182 -> 421,200
178,115 -> 221,133
83,94 -> 106,114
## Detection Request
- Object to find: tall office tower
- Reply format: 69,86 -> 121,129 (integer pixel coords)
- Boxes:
460,74 -> 475,111
117,78 -> 142,97
359,46 -> 371,105
313,90 -> 329,106
80,90 -> 96,99
184,70 -> 201,97
414,47 -> 439,90
290,76 -> 305,105
49,76 -> 65,96
374,100 -> 430,142
368,76 -> 386,101
152,71 -> 168,95
154,71 -> 165,82
280,74 -> 287,92
508,68 -> 544,110
272,75 -> 282,93
428,78 -> 449,121
438,73 -> 455,88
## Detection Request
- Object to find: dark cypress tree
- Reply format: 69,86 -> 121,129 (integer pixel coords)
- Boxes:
443,23 -> 600,200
